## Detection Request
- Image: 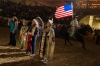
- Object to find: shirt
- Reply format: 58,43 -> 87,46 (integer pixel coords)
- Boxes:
10,21 -> 18,33
70,20 -> 79,27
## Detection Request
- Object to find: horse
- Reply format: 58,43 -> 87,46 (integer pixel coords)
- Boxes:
60,25 -> 93,50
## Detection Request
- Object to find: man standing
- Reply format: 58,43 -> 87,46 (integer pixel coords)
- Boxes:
39,19 -> 55,63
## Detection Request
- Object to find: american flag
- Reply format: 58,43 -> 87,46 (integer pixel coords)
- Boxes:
55,3 -> 73,19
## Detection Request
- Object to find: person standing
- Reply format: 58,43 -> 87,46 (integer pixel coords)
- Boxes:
26,31 -> 32,54
18,19 -> 28,50
8,16 -> 18,46
31,19 -> 39,56
39,19 -> 55,63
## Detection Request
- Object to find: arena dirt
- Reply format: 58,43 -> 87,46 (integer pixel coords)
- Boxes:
0,27 -> 100,66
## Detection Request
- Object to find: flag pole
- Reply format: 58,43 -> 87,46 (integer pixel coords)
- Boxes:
71,2 -> 74,19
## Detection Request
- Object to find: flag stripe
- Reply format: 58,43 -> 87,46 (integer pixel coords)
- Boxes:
55,11 -> 73,15
55,12 -> 73,18
55,14 -> 73,17
57,15 -> 72,18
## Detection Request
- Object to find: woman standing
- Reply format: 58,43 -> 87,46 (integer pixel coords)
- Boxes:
39,19 -> 55,63
8,16 -> 18,46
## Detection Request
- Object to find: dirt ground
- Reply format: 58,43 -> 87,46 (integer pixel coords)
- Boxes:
0,27 -> 100,66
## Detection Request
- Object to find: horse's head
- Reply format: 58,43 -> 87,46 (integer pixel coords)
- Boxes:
83,25 -> 93,35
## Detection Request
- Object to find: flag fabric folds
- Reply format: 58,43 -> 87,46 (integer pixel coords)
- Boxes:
55,3 -> 73,19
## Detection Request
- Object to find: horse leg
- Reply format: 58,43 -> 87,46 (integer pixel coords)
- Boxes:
67,39 -> 73,46
96,36 -> 99,45
93,34 -> 95,40
76,33 -> 86,50
65,38 -> 67,45
79,39 -> 86,50
65,35 -> 73,46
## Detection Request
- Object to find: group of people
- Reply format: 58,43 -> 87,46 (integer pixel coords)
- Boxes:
7,16 -> 55,64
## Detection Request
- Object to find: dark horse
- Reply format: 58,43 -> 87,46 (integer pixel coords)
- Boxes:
60,25 -> 93,50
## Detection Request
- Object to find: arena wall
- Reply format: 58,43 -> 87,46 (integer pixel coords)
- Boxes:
79,15 -> 90,25
79,15 -> 100,29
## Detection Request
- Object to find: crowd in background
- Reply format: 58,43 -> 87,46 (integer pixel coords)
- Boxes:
0,1 -> 56,22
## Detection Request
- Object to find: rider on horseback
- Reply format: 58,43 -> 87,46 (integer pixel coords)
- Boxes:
69,16 -> 80,38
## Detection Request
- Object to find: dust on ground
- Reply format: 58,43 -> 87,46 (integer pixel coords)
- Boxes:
0,27 -> 100,66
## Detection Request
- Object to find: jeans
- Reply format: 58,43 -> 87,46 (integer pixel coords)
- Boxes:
32,36 -> 37,54
9,32 -> 16,46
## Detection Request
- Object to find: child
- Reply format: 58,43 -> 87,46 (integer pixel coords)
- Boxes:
25,18 -> 39,55
18,19 -> 28,50
26,31 -> 32,54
